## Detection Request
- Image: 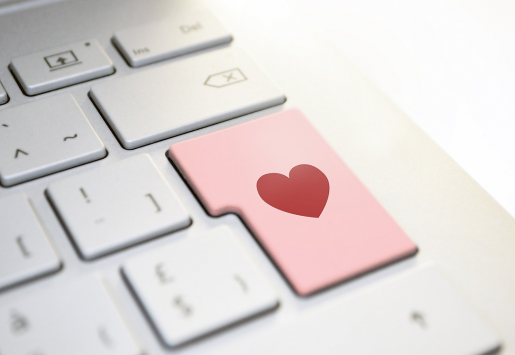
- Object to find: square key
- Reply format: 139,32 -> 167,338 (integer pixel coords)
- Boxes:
11,39 -> 114,95
122,226 -> 278,347
0,94 -> 106,186
47,154 -> 190,259
169,109 -> 418,296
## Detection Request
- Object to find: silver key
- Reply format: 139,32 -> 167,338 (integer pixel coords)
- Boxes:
0,194 -> 60,291
122,226 -> 278,348
205,266 -> 501,355
113,10 -> 232,67
0,94 -> 106,186
11,39 -> 114,95
0,81 -> 8,105
90,47 -> 286,149
47,154 -> 190,259
0,277 -> 141,355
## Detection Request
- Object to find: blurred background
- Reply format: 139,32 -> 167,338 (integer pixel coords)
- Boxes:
289,0 -> 515,217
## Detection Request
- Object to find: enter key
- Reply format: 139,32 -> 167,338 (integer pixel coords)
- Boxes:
169,109 -> 418,296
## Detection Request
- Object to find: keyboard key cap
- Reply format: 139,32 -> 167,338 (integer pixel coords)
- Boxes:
11,39 -> 114,95
169,109 -> 418,296
90,47 -> 285,149
47,154 -> 190,259
0,81 -> 8,105
122,226 -> 278,348
0,194 -> 60,291
0,94 -> 106,186
113,10 -> 232,67
0,277 -> 140,355
206,266 -> 501,355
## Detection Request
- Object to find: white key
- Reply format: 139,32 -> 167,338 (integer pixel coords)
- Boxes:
0,277 -> 140,355
0,194 -> 60,291
0,94 -> 106,186
113,10 -> 232,67
0,81 -> 8,105
90,47 -> 285,149
11,39 -> 114,95
206,266 -> 501,355
122,226 -> 279,347
47,154 -> 190,259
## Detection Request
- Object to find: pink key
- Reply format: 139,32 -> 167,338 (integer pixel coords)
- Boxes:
169,109 -> 417,296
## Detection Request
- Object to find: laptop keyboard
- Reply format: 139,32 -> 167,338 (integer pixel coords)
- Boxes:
0,6 -> 503,354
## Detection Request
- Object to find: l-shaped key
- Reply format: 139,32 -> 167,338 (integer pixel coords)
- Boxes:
169,109 -> 418,296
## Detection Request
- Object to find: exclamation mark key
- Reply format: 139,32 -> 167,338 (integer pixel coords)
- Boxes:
80,187 -> 91,203
46,154 -> 191,260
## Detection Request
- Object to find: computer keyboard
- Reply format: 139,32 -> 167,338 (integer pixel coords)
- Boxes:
0,1 -> 509,354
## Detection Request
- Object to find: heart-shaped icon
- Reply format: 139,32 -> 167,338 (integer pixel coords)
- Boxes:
256,164 -> 329,218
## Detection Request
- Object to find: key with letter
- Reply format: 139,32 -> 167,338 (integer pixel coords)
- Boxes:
0,94 -> 106,186
169,109 -> 418,296
0,277 -> 141,355
47,154 -> 190,259
0,194 -> 60,291
122,226 -> 278,347
11,39 -> 114,95
113,10 -> 232,67
90,47 -> 285,149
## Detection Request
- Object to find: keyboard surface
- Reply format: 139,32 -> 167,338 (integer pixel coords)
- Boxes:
0,0 -> 514,354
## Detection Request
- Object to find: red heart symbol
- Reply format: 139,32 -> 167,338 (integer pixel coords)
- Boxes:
256,164 -> 330,218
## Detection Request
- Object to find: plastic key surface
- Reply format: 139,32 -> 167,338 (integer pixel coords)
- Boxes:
90,47 -> 285,149
205,265 -> 501,355
113,10 -> 232,67
0,94 -> 106,186
11,39 -> 114,95
0,194 -> 60,291
169,109 -> 418,296
122,226 -> 278,348
0,277 -> 141,355
47,154 -> 190,259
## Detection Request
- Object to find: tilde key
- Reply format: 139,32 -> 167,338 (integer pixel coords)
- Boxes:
169,109 -> 418,296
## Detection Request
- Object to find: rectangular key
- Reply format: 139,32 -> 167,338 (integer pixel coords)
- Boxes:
169,109 -> 418,296
0,194 -> 60,290
206,266 -> 501,355
0,94 -> 106,186
0,277 -> 140,355
90,47 -> 285,149
122,226 -> 278,348
113,10 -> 232,67
11,39 -> 114,95
0,80 -> 8,105
47,154 -> 190,259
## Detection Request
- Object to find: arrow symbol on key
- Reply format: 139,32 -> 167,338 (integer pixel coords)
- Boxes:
56,57 -> 67,66
14,149 -> 29,158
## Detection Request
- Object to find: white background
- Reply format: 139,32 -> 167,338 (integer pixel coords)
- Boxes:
290,0 -> 515,217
